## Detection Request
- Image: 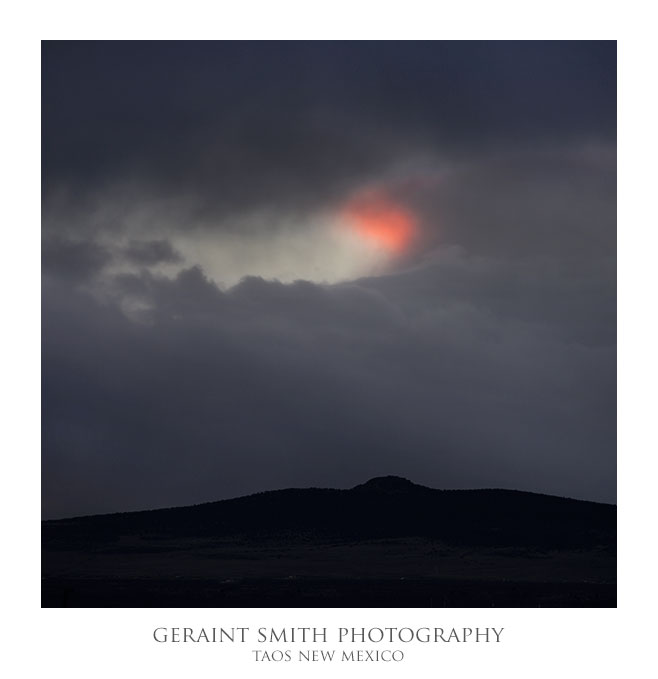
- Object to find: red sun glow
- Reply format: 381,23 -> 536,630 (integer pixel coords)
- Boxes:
341,191 -> 417,254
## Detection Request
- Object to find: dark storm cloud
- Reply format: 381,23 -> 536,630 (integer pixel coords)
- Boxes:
42,41 -> 616,224
410,146 -> 617,259
42,235 -> 185,286
121,239 -> 183,265
42,236 -> 112,281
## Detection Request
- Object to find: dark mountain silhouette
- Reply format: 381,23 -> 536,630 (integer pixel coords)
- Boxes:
42,477 -> 616,608
43,476 -> 615,548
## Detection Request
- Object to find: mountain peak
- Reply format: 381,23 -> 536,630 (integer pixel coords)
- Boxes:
352,476 -> 422,493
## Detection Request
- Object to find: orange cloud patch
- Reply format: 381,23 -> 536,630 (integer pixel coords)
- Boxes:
341,191 -> 417,254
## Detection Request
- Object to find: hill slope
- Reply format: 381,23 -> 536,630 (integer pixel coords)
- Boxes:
43,475 -> 615,548
42,477 -> 616,608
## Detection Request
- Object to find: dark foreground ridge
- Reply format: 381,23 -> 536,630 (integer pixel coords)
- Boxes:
42,476 -> 616,608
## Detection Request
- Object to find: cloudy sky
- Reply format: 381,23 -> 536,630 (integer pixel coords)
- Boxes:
42,41 -> 616,518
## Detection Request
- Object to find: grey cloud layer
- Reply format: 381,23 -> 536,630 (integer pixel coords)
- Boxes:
43,246 -> 615,518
